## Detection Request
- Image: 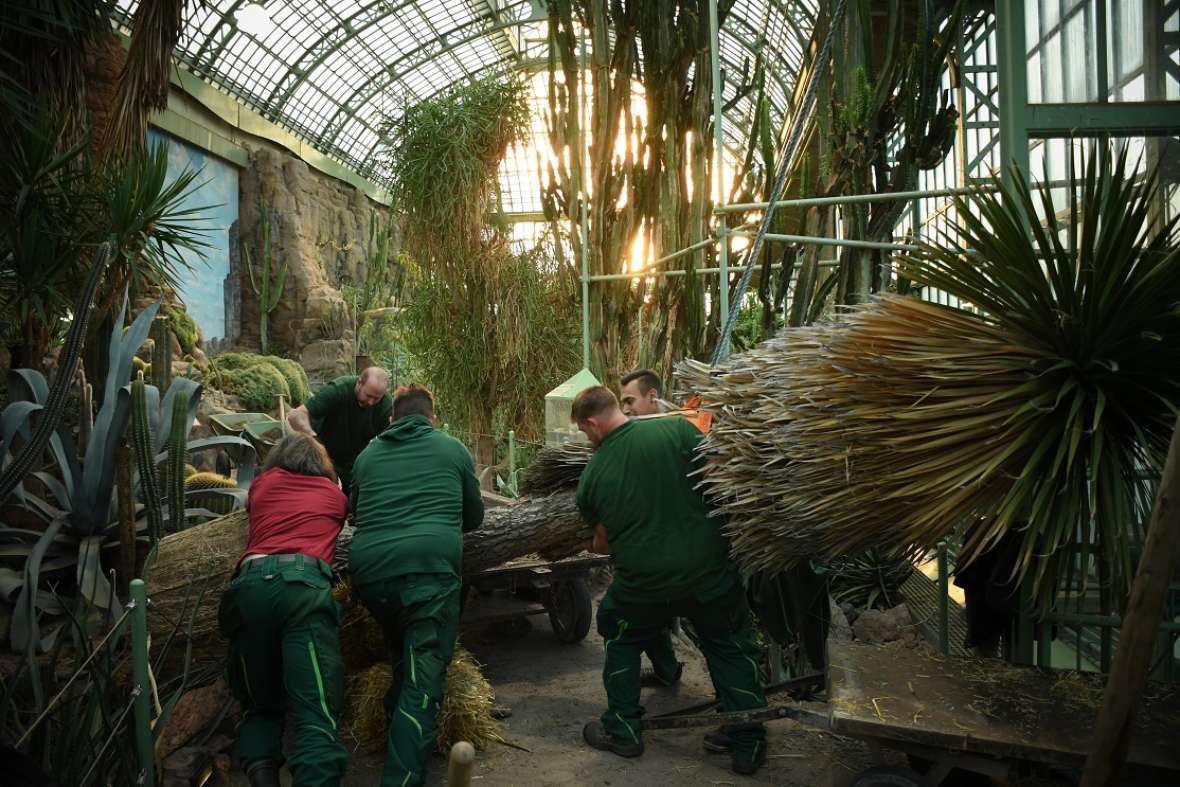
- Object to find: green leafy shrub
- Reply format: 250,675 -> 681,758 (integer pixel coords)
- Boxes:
219,363 -> 290,411
263,355 -> 310,405
167,307 -> 200,353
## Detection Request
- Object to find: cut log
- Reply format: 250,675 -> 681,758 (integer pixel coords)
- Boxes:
144,493 -> 590,656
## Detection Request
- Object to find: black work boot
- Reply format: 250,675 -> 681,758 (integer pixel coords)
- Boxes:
639,661 -> 684,688
731,744 -> 767,776
244,759 -> 281,787
702,726 -> 732,752
582,720 -> 644,758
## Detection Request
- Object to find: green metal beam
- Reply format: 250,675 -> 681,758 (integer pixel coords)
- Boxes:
163,65 -> 392,204
1024,102 -> 1180,136
995,0 -> 1031,185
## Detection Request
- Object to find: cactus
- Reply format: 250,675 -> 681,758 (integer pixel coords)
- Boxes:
0,243 -> 112,499
184,463 -> 198,478
244,200 -> 288,354
185,471 -> 237,491
130,375 -> 164,541
167,391 -> 189,533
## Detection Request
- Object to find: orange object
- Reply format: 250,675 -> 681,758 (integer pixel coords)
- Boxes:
680,394 -> 713,434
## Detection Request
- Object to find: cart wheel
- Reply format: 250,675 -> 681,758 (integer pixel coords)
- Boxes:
547,578 -> 592,643
850,767 -> 932,787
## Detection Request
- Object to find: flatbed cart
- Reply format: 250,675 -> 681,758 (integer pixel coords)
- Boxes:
644,640 -> 1180,787
461,553 -> 608,644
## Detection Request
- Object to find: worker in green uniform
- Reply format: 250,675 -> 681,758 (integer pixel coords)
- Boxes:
348,384 -> 484,787
219,434 -> 350,787
287,366 -> 393,494
572,385 -> 768,776
615,369 -> 685,690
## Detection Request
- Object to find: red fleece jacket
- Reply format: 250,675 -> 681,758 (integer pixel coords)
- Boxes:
240,468 -> 348,567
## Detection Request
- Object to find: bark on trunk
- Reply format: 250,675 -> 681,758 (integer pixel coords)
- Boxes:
144,492 -> 590,653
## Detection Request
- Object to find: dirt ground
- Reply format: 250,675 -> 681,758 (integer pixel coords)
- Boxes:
326,586 -> 886,787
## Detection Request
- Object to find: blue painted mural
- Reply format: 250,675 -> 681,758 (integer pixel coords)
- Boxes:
147,129 -> 239,343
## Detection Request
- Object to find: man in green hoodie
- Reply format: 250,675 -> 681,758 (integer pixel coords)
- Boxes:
348,384 -> 485,787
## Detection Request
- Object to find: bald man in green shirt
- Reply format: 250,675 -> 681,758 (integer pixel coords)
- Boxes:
572,385 -> 767,776
287,367 -> 393,494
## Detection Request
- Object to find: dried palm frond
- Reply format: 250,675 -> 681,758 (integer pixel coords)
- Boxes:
102,0 -> 187,160
681,144 -> 1180,607
517,442 -> 593,496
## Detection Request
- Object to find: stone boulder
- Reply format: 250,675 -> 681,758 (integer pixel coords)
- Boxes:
156,679 -> 234,761
851,603 -> 914,645
300,339 -> 353,385
828,597 -> 853,642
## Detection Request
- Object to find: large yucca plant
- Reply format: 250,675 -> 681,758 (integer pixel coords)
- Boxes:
681,144 -> 1180,608
902,144 -> 1180,602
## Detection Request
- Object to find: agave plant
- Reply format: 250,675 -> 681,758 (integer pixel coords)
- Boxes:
682,143 -> 1180,609
1,295 -> 255,652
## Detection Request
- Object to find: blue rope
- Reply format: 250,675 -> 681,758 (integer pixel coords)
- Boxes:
711,0 -> 849,365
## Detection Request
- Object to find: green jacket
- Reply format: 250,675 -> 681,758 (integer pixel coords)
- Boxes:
305,375 -> 393,489
576,417 -> 735,604
349,414 -> 484,585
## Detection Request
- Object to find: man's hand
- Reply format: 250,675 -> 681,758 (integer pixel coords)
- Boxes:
287,404 -> 317,437
589,522 -> 610,555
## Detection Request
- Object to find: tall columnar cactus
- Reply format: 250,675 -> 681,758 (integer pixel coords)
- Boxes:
244,200 -> 288,354
130,375 -> 163,541
167,391 -> 189,534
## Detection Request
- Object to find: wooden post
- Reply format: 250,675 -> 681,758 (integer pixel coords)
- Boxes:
1080,414 -> 1180,787
446,741 -> 475,787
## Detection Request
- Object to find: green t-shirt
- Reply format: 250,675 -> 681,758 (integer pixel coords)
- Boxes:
348,414 -> 485,585
305,375 -> 393,489
575,418 -> 734,604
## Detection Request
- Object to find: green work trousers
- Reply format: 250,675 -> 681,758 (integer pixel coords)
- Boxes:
643,629 -> 681,684
355,572 -> 461,787
218,554 -> 347,787
596,580 -> 768,758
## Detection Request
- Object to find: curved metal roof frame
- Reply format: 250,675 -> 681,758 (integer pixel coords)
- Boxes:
113,0 -> 817,189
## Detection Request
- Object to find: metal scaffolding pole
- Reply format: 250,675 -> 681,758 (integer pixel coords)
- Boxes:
709,0 -> 729,335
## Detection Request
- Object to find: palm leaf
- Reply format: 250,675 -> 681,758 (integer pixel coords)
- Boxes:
678,143 -> 1180,608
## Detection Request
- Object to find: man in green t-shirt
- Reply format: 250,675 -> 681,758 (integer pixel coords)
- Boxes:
573,385 -> 767,777
348,384 -> 484,787
287,367 -> 392,493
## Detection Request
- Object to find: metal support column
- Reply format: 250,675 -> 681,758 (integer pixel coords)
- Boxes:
937,540 -> 950,656
131,579 -> 155,787
507,430 -> 517,497
709,0 -> 729,335
995,0 -> 1031,187
579,34 -> 592,371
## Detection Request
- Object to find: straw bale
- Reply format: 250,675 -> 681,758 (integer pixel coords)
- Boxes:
343,647 -> 502,754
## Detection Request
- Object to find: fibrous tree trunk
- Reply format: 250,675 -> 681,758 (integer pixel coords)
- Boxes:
144,493 -> 590,650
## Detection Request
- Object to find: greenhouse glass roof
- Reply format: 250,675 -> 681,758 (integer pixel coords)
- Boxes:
112,1 -> 817,194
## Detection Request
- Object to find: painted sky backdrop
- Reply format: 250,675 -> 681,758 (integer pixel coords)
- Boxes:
147,129 -> 239,342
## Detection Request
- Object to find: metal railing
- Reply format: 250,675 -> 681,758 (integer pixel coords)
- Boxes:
928,544 -> 1180,682
9,578 -> 155,787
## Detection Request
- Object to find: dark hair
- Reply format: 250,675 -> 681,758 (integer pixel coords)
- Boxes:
620,368 -> 662,397
570,385 -> 619,422
264,433 -> 337,482
393,384 -> 435,421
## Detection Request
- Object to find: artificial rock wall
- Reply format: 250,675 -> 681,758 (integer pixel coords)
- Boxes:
232,147 -> 387,383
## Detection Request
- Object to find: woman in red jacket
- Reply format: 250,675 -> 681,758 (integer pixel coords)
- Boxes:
218,433 -> 349,787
